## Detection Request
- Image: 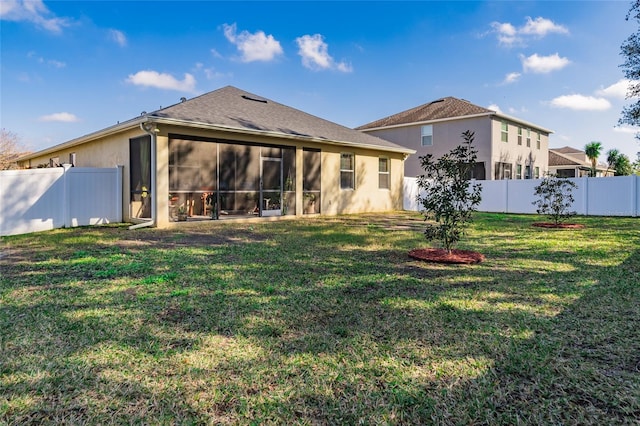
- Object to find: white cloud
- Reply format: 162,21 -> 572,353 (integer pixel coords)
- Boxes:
27,51 -> 66,68
109,29 -> 127,47
126,70 -> 196,92
296,34 -> 353,72
501,72 -> 521,85
487,103 -> 502,113
39,112 -> 79,122
0,0 -> 70,33
613,124 -> 640,134
490,16 -> 568,46
520,17 -> 569,37
549,94 -> 611,111
521,53 -> 570,74
596,79 -> 637,99
222,23 -> 283,62
210,48 -> 223,59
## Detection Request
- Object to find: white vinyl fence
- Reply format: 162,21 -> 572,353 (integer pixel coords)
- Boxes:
404,175 -> 640,217
1,165 -> 123,236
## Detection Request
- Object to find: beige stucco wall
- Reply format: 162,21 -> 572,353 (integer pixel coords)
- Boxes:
364,116 -> 493,178
490,118 -> 549,178
20,123 -> 407,228
365,116 -> 550,180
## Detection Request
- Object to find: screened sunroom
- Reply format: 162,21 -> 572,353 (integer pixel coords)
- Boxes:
164,136 -> 321,221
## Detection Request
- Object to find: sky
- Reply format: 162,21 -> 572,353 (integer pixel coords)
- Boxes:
1,0 -> 639,163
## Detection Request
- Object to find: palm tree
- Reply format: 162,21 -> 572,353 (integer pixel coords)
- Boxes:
606,148 -> 620,176
585,141 -> 603,177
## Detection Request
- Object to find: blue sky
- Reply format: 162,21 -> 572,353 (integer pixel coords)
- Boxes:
1,0 -> 639,162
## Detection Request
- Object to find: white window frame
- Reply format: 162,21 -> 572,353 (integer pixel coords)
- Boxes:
378,157 -> 390,190
340,152 -> 355,190
421,125 -> 433,146
536,133 -> 541,150
517,127 -> 522,145
501,121 -> 508,143
526,129 -> 531,147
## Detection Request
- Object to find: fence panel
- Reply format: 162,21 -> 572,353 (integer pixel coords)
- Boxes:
404,176 -> 639,217
0,166 -> 123,236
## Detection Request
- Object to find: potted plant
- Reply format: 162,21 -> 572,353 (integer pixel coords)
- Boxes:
304,192 -> 317,214
177,204 -> 188,221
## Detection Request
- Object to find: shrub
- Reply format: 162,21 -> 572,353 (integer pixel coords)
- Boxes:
532,175 -> 578,225
417,130 -> 482,254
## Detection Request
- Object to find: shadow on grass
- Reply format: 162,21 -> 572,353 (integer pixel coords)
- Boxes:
1,214 -> 638,423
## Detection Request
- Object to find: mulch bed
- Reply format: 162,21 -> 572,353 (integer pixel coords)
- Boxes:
532,222 -> 585,229
408,248 -> 485,264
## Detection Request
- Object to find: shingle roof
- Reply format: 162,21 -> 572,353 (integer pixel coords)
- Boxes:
151,86 -> 413,153
548,150 -> 585,167
356,97 -> 495,130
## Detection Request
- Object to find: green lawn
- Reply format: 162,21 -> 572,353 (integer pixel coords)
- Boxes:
1,212 -> 639,425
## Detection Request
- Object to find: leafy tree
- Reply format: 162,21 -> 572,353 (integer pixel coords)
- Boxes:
0,128 -> 29,170
532,175 -> 578,225
606,148 -> 633,175
584,141 -> 603,177
606,148 -> 621,175
633,152 -> 640,174
620,0 -> 640,138
417,130 -> 482,254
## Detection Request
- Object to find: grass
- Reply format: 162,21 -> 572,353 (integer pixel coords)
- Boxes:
1,211 -> 639,425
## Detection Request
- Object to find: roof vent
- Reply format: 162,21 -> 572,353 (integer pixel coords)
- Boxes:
141,111 -> 147,116
242,95 -> 267,104
180,97 -> 187,103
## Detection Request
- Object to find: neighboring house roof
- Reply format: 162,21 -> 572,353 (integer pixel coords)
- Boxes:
549,148 -> 608,171
356,96 -> 553,134
19,86 -> 414,161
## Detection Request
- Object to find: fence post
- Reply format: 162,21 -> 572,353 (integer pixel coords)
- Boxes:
116,165 -> 124,222
62,164 -> 72,228
582,176 -> 589,216
505,179 -> 510,213
633,174 -> 638,217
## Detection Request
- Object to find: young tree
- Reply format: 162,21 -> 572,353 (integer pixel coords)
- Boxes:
417,130 -> 482,254
620,0 -> 640,138
584,141 -> 603,177
532,175 -> 578,225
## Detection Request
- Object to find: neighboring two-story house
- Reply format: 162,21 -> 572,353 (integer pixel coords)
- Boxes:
548,147 -> 612,177
356,96 -> 553,180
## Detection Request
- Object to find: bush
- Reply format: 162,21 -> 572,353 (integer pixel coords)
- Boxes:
532,175 -> 578,225
417,130 -> 482,253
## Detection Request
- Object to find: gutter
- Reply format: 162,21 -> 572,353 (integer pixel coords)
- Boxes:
129,121 -> 158,230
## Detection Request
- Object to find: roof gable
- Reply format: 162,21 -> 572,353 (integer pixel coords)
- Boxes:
356,97 -> 494,130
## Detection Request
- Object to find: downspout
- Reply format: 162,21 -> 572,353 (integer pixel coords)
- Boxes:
129,121 -> 157,230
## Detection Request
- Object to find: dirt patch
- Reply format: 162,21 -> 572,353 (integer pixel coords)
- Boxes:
532,222 -> 585,229
408,248 -> 485,264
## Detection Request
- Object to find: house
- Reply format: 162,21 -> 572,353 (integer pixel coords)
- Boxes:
356,96 -> 553,180
17,86 -> 415,228
548,147 -> 612,177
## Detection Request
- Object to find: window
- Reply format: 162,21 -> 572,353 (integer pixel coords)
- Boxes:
524,165 -> 531,179
516,164 -> 522,179
501,121 -> 509,142
69,153 -> 76,167
340,153 -> 355,189
494,162 -> 512,180
534,166 -> 540,179
378,157 -> 390,189
517,127 -> 522,145
536,133 -> 541,150
421,125 -> 433,146
526,129 -> 531,147
49,157 -> 59,167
